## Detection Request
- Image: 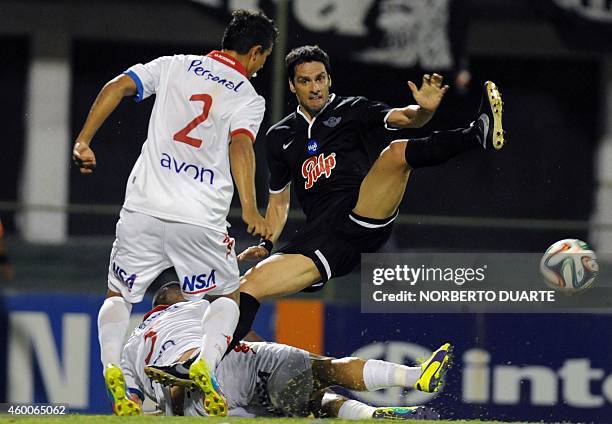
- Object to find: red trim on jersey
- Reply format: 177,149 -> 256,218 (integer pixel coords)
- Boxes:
142,305 -> 170,321
231,128 -> 256,143
0,220 -> 4,238
184,284 -> 218,295
207,50 -> 247,77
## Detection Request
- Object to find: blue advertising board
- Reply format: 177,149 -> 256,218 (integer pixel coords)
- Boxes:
0,293 -> 274,414
2,293 -> 611,422
324,305 -> 612,423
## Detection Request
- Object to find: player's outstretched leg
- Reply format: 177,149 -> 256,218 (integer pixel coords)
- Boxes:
319,392 -> 439,420
104,364 -> 142,416
474,81 -> 504,150
372,406 -> 440,420
413,342 -> 453,393
353,81 -> 505,221
311,344 -> 452,394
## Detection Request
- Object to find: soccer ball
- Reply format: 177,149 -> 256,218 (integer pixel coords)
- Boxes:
540,239 -> 599,294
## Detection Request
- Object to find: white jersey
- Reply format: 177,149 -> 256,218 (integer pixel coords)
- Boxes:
121,301 -> 310,417
122,51 -> 265,232
121,300 -> 210,407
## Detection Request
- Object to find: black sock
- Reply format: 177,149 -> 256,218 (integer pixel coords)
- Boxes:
226,292 -> 260,354
404,125 -> 479,168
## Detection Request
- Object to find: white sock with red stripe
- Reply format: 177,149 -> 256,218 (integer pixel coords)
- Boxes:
197,297 -> 239,370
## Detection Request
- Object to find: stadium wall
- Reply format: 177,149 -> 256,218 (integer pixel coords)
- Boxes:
1,293 -> 611,422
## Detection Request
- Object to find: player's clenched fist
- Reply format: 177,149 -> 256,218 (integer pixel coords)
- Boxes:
72,142 -> 97,174
237,245 -> 269,262
242,209 -> 272,240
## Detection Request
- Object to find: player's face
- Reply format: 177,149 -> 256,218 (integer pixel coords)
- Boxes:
290,61 -> 331,117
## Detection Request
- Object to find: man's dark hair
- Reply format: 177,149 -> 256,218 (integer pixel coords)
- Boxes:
222,9 -> 278,54
152,281 -> 183,308
285,45 -> 331,81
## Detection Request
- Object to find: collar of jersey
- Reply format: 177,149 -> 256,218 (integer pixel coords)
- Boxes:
143,304 -> 170,321
207,50 -> 247,77
296,93 -> 336,124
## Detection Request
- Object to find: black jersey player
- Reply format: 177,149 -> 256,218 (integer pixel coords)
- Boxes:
233,46 -> 503,384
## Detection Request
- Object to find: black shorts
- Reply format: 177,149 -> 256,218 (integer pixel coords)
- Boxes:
276,210 -> 397,292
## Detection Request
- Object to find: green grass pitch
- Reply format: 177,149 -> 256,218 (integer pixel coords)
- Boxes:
0,415 -> 532,423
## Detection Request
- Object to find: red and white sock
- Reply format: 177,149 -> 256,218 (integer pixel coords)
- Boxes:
197,297 -> 239,370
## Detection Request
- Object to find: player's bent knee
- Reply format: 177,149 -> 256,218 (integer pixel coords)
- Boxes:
240,265 -> 262,284
239,266 -> 267,298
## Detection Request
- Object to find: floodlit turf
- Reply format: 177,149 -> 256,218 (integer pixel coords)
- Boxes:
0,415 -> 530,424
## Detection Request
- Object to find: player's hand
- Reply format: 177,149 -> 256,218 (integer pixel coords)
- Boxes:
242,209 -> 272,239
408,73 -> 449,113
237,245 -> 269,262
72,142 -> 97,174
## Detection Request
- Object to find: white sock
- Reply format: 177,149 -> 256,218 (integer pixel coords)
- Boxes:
337,399 -> 377,420
197,297 -> 239,370
97,296 -> 132,369
362,359 -> 422,390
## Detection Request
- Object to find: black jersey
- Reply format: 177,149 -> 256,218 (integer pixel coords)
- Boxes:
266,94 -> 393,222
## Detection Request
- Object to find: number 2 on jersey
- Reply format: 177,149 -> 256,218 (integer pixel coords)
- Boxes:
173,94 -> 213,148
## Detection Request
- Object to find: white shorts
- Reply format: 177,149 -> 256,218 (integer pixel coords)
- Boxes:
107,209 -> 239,302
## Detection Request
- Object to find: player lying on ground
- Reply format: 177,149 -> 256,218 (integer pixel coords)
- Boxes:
231,45 -> 505,349
117,282 -> 450,419
72,10 -> 278,416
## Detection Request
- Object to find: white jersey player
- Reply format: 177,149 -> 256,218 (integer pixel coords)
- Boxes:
121,299 -> 315,417
118,282 -> 446,420
72,10 -> 278,416
122,50 -> 264,233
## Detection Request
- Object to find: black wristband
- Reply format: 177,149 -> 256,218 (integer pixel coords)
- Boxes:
0,254 -> 7,264
258,239 -> 273,253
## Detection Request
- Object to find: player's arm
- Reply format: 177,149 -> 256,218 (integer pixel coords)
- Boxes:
72,74 -> 137,174
229,133 -> 271,239
237,185 -> 289,262
386,73 -> 449,129
238,124 -> 291,262
266,185 -> 290,243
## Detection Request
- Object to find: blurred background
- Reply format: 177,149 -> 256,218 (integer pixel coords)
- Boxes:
2,0 -> 612,421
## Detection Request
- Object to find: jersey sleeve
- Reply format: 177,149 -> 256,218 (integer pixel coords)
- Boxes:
266,130 -> 291,193
229,95 -> 266,143
124,56 -> 173,103
120,346 -> 145,402
353,97 -> 398,131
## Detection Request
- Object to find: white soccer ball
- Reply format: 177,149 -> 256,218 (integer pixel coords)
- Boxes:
540,239 -> 599,294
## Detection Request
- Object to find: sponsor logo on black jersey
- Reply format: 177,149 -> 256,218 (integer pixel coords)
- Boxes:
323,116 -> 342,128
302,153 -> 336,189
307,139 -> 318,154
